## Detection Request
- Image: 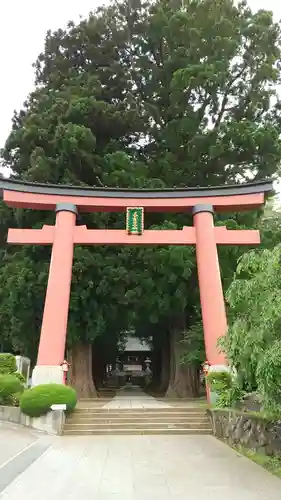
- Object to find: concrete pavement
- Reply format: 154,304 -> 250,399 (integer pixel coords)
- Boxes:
0,425 -> 281,499
0,422 -> 37,467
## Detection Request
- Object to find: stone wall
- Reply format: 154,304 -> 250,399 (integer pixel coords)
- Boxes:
208,409 -> 281,457
0,405 -> 65,435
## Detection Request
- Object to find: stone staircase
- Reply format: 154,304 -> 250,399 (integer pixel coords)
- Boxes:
97,388 -> 117,398
63,405 -> 212,436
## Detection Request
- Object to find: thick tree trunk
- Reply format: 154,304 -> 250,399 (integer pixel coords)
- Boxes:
166,328 -> 200,398
68,343 -> 97,398
149,335 -> 160,393
92,345 -> 105,390
158,332 -> 170,395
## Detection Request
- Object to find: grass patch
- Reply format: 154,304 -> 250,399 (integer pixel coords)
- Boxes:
233,445 -> 281,478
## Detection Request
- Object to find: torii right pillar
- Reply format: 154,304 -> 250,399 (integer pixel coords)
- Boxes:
193,204 -> 227,369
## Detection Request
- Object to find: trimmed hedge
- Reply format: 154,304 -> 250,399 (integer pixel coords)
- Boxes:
20,384 -> 77,418
0,374 -> 24,403
0,353 -> 17,374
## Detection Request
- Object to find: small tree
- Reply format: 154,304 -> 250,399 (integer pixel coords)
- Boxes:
224,241 -> 281,408
256,340 -> 281,413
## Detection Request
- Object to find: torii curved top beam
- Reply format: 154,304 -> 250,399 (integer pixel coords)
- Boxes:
0,177 -> 273,213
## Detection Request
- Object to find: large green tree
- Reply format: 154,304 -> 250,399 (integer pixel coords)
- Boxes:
1,0 -> 281,396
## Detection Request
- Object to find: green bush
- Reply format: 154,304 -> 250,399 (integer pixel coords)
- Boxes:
215,384 -> 244,409
0,374 -> 24,404
15,372 -> 27,384
0,353 -> 29,387
20,384 -> 77,418
206,370 -> 243,409
206,371 -> 232,391
0,353 -> 17,374
8,392 -> 22,407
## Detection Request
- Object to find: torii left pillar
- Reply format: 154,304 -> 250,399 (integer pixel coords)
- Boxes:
192,204 -> 228,407
32,203 -> 77,386
192,204 -> 227,369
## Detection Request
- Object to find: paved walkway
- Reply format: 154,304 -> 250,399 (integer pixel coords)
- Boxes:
1,423 -> 281,499
0,422 -> 37,468
103,386 -> 173,409
77,386 -> 205,409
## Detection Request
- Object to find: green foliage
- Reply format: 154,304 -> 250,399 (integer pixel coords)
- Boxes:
20,384 -> 77,417
256,340 -> 281,412
215,390 -> 232,408
0,353 -> 17,374
207,370 -> 243,408
180,322 -> 205,366
252,196 -> 281,251
0,355 -> 26,405
14,372 -> 27,384
224,229 -> 281,410
216,383 -> 244,409
0,374 -> 24,404
9,392 -> 22,407
225,244 -> 281,391
207,371 -> 232,391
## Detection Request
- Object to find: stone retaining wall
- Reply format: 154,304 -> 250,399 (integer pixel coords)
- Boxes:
0,405 -> 65,435
208,409 -> 281,457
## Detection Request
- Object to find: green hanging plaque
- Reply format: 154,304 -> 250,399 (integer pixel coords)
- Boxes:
126,207 -> 144,235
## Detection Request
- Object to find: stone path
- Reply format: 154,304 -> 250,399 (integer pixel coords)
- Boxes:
77,386 -> 205,409
103,386 -> 173,409
1,422 -> 281,499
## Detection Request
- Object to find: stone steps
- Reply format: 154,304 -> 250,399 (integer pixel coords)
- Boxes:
64,422 -> 210,430
97,391 -> 116,398
74,407 -> 206,413
64,406 -> 211,436
67,414 -> 208,424
64,428 -> 212,436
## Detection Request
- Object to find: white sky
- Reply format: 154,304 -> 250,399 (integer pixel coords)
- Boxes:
0,0 -> 281,152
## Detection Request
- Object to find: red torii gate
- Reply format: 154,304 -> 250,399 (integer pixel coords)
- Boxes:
0,178 -> 273,386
